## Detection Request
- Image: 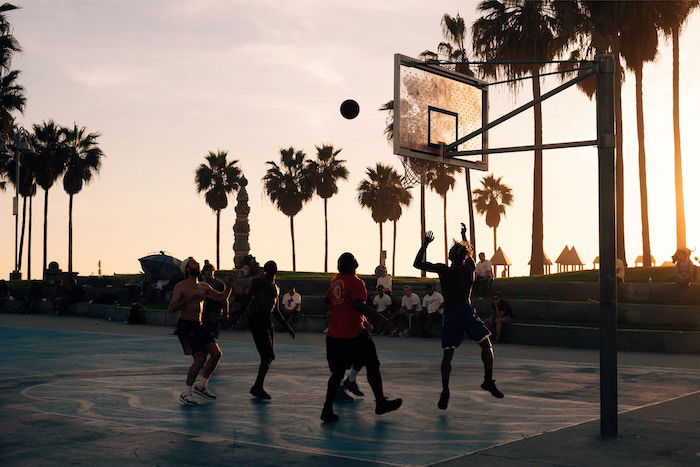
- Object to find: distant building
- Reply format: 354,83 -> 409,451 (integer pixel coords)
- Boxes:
556,245 -> 584,272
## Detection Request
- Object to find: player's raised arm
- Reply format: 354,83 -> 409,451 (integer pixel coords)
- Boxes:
413,231 -> 443,272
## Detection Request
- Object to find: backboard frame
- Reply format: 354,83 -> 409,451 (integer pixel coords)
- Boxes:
393,53 -> 489,171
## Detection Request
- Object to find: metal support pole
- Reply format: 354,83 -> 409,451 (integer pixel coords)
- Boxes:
14,149 -> 20,276
596,54 -> 618,438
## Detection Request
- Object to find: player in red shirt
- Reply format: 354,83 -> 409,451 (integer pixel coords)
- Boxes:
321,252 -> 402,422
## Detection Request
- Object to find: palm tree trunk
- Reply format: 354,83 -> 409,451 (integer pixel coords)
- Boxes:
68,194 -> 73,273
465,168 -> 476,252
443,194 -> 448,263
18,196 -> 27,271
42,189 -> 49,278
290,215 -> 296,272
635,67 -> 651,267
672,27 -> 686,249
379,222 -> 384,265
392,220 -> 397,276
420,173 -> 426,278
324,198 -> 328,273
216,209 -> 221,270
529,75 -> 545,276
28,194 -> 33,280
613,41 -> 626,264
493,227 -> 497,255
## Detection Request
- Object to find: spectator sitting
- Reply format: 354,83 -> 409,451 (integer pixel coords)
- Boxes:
474,252 -> 493,296
279,286 -> 302,330
372,285 -> 393,334
485,293 -> 513,344
396,285 -> 420,337
376,265 -> 393,294
670,248 -> 695,288
52,279 -> 70,315
0,279 -> 11,308
422,284 -> 444,337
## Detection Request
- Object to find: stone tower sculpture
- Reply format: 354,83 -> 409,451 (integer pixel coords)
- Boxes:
233,176 -> 251,268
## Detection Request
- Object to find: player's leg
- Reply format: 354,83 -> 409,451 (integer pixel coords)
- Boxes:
194,342 -> 222,400
478,337 -> 503,398
359,334 -> 402,415
438,347 -> 454,410
321,336 -> 348,422
250,323 -> 275,399
181,351 -> 206,405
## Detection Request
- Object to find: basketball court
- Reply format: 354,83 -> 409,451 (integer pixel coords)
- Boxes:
2,318 -> 699,466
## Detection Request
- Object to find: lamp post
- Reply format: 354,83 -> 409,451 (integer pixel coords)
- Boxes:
3,127 -> 35,281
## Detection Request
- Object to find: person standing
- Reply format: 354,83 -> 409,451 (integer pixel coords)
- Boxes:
246,260 -> 295,400
422,284 -> 444,337
201,263 -> 228,338
413,227 -> 503,411
168,257 -> 232,405
321,252 -> 401,422
376,266 -> 393,295
474,253 -> 493,296
280,286 -> 302,328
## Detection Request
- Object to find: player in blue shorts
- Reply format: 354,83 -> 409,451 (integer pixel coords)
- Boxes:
413,224 -> 503,410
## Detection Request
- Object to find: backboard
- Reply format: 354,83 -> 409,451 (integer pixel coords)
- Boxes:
393,54 -> 488,170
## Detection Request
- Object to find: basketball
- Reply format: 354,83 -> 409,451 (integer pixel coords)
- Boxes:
340,99 -> 360,119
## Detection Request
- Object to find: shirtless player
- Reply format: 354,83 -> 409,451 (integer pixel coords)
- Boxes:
246,260 -> 295,400
169,257 -> 232,405
413,225 -> 503,410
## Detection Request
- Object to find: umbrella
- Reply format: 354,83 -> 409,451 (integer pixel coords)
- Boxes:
138,252 -> 182,280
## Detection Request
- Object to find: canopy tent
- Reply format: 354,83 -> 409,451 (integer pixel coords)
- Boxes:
490,247 -> 512,278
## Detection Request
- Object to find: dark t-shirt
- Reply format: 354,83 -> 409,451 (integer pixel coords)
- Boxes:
492,300 -> 513,318
247,276 -> 279,321
415,257 -> 475,308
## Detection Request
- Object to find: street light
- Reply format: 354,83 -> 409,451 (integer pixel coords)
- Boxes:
2,126 -> 35,281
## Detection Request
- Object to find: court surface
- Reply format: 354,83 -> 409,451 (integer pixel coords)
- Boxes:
2,321 -> 700,466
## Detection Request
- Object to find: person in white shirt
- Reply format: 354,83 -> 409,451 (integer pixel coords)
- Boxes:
474,252 -> 493,296
372,285 -> 394,335
397,286 -> 420,337
422,284 -> 444,337
376,266 -> 393,294
280,286 -> 302,328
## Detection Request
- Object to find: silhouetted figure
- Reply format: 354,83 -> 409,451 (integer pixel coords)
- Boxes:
413,225 -> 503,411
246,260 -> 295,400
484,293 -> 513,344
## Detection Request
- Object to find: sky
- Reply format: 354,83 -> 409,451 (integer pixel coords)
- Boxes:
1,0 -> 699,279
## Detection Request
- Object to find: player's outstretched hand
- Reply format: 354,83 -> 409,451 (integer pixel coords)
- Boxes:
424,231 -> 435,245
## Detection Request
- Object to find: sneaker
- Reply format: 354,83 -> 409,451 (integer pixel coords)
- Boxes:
335,388 -> 354,402
375,397 -> 402,415
342,378 -> 364,397
179,392 -> 198,405
321,406 -> 339,422
481,380 -> 504,398
250,386 -> 272,400
437,390 -> 449,410
194,386 -> 217,400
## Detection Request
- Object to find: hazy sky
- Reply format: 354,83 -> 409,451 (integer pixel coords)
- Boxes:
1,0 -> 699,279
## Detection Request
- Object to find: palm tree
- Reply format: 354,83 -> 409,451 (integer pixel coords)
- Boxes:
473,0 -> 563,276
657,1 -> 699,250
358,163 -> 408,265
428,163 -> 460,262
32,120 -> 67,277
263,147 -> 314,271
0,3 -> 20,72
0,69 -> 24,138
620,5 -> 661,267
473,174 -> 513,254
307,144 -> 348,273
62,124 -> 104,273
195,150 -> 241,270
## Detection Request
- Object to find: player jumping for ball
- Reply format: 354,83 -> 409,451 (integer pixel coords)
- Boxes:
169,257 -> 233,405
246,260 -> 295,400
321,252 -> 401,422
413,225 -> 503,410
